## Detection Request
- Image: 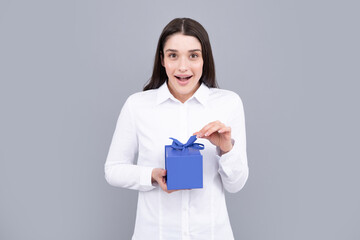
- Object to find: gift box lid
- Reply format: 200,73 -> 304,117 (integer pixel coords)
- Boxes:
165,135 -> 204,157
165,145 -> 202,157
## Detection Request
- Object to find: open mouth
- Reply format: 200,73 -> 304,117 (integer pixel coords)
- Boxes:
175,75 -> 192,81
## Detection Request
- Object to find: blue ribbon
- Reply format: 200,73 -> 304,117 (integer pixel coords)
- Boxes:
169,135 -> 205,151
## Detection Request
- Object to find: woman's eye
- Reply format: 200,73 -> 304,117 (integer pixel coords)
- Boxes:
169,53 -> 177,58
190,54 -> 199,58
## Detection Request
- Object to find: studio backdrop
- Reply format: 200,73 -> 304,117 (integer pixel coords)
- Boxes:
0,0 -> 359,240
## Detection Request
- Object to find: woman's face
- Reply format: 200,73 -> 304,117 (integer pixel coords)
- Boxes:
161,33 -> 204,103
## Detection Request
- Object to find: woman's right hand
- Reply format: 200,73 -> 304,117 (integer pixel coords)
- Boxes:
151,168 -> 179,194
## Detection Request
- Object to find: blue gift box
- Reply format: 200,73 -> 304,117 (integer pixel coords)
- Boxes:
165,135 -> 205,190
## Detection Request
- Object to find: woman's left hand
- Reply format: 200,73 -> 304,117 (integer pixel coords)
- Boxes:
193,120 -> 233,154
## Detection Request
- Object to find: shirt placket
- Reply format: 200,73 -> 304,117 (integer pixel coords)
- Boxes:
180,102 -> 191,240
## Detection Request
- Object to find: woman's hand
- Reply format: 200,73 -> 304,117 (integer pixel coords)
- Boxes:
151,168 -> 179,194
194,120 -> 233,154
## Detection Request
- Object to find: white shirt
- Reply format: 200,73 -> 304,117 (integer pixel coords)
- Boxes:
104,80 -> 249,240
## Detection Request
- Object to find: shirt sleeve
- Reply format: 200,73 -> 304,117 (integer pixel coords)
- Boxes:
104,96 -> 156,191
216,94 -> 249,193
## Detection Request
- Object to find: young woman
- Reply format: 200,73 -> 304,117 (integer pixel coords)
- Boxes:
105,17 -> 249,240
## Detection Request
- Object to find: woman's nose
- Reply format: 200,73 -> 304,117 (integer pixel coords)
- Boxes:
178,57 -> 189,72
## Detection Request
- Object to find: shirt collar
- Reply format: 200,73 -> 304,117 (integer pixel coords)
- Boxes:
156,80 -> 210,106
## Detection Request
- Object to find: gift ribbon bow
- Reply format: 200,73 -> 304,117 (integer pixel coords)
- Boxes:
169,135 -> 205,151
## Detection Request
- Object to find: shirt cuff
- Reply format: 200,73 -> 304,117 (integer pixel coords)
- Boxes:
216,138 -> 235,157
217,138 -> 238,179
140,166 -> 156,191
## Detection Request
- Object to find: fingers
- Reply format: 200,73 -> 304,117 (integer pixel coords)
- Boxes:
155,169 -> 179,194
205,125 -> 231,137
159,178 -> 177,193
166,189 -> 178,193
194,121 -> 230,138
217,126 -> 231,134
152,168 -> 186,194
158,177 -> 167,191
160,169 -> 166,177
202,121 -> 224,137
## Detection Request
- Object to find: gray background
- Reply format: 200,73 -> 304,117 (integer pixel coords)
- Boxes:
1,0 -> 359,239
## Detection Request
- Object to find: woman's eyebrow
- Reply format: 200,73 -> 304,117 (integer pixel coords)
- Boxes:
189,49 -> 201,52
165,49 -> 202,52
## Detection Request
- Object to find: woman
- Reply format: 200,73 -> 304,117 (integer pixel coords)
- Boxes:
105,17 -> 249,240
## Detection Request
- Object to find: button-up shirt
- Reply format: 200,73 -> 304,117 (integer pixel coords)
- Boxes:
104,80 -> 249,240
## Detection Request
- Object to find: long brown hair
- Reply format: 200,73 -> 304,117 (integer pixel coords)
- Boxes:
143,18 -> 219,91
